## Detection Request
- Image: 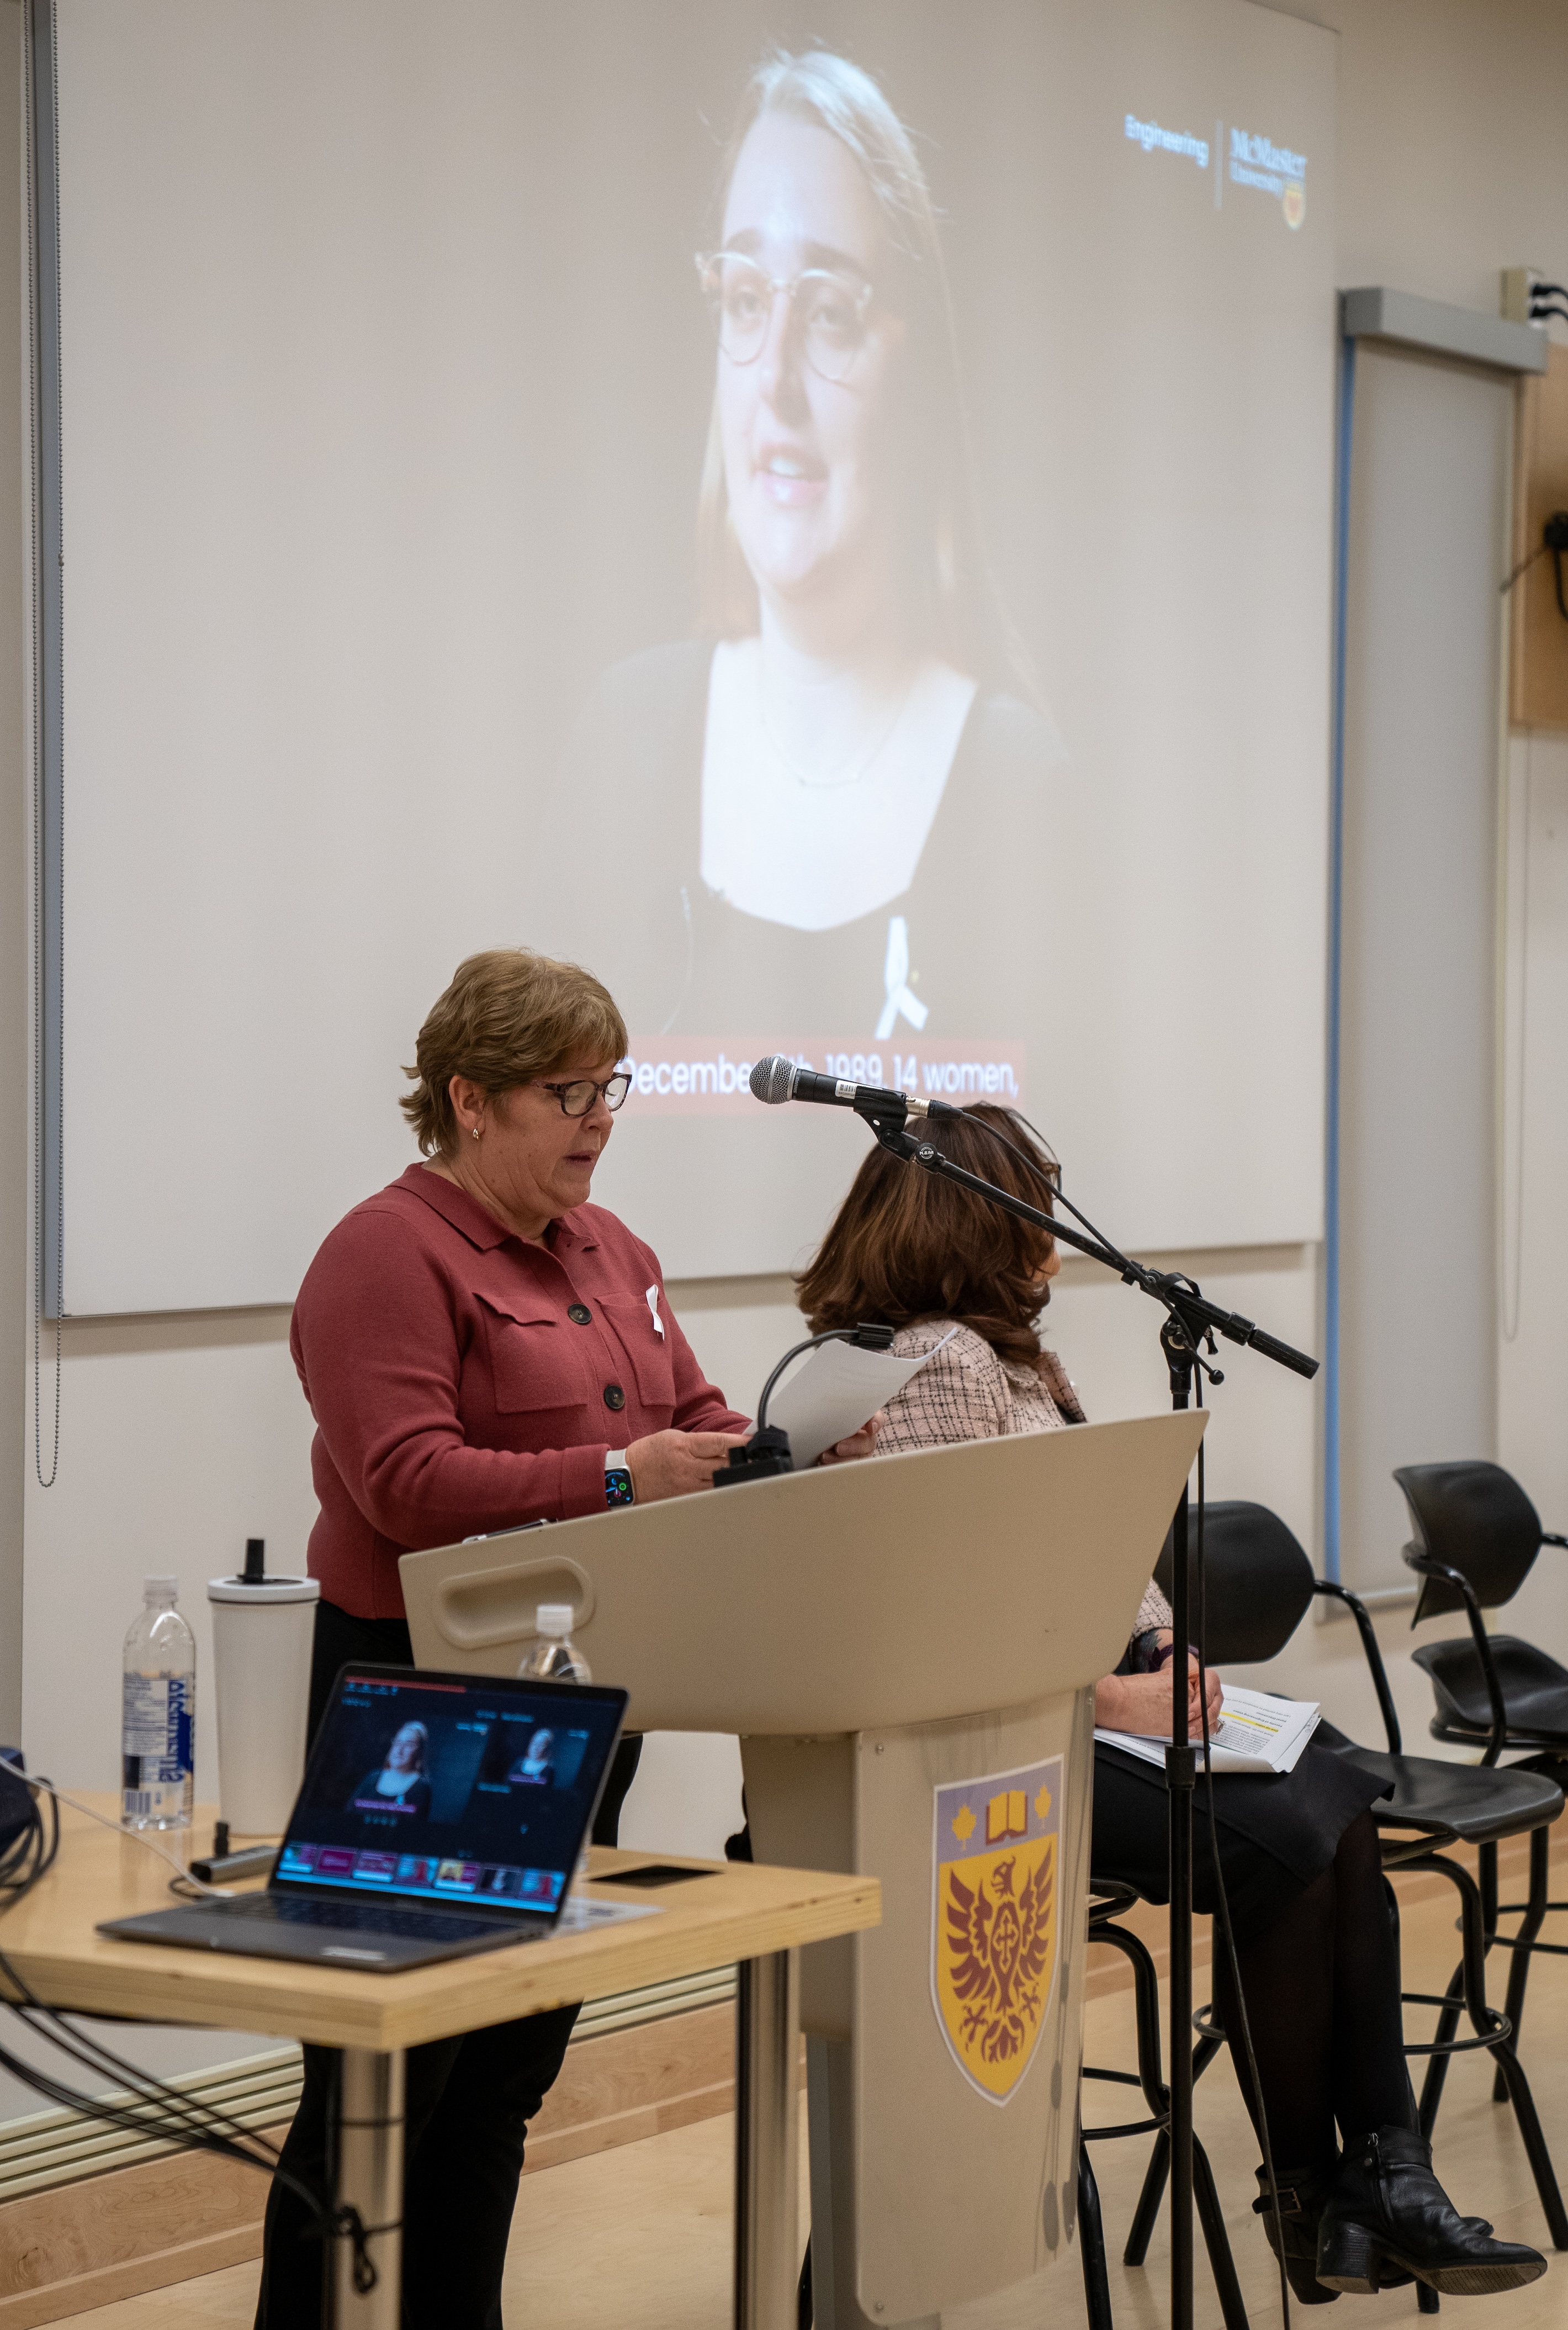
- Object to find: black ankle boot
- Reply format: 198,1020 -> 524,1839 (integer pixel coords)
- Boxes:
1316,2127 -> 1546,2296
1252,2163 -> 1339,2305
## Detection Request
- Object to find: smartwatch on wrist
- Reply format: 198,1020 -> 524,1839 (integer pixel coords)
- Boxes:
604,1450 -> 634,1508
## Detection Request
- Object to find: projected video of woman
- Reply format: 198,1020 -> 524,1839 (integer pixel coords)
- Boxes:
545,49 -> 1061,1086
507,1727 -> 557,1788
347,1719 -> 432,1821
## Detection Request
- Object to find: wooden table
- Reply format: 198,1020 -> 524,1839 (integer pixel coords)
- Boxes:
0,1800 -> 879,2329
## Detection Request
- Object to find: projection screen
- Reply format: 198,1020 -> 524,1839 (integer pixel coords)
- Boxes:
46,0 -> 1336,1312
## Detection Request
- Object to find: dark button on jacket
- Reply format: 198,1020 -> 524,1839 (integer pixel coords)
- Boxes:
291,1166 -> 749,1618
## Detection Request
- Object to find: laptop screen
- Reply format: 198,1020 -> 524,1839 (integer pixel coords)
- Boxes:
273,1666 -> 627,1917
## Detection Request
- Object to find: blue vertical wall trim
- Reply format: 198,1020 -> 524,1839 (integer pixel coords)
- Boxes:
29,0 -> 63,1319
1322,325 -> 1356,1583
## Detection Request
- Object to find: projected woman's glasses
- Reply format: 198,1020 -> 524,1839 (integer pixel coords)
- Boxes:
696,251 -> 874,385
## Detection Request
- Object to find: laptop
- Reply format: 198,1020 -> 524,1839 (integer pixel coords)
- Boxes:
99,1663 -> 628,1971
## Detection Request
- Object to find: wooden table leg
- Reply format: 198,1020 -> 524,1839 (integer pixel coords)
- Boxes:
734,1948 -> 801,2330
332,2046 -> 405,2328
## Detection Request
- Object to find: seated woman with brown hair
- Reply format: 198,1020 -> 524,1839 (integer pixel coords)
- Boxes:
795,1103 -> 1544,2305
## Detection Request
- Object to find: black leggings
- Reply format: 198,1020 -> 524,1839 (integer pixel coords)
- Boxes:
1207,1808 -> 1415,2172
1093,1746 -> 1413,2170
253,1599 -> 643,2330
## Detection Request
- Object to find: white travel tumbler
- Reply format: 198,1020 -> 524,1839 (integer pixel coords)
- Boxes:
206,1541 -> 320,1836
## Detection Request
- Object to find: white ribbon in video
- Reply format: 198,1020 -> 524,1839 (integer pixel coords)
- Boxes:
876,914 -> 928,1040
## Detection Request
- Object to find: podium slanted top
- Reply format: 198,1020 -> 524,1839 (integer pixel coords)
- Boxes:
400,1412 -> 1205,1735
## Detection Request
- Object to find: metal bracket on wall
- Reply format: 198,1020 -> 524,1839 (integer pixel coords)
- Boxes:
1341,286 -> 1548,378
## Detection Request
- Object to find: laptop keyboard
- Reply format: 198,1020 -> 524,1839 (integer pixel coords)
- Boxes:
220,1894 -> 520,1943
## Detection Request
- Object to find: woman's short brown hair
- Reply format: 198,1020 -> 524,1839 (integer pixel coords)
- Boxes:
794,1104 -> 1058,1365
400,949 -> 627,1157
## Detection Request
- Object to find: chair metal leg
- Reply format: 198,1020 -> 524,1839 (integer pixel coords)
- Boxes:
1118,1938 -> 1179,2264
1416,1961 -> 1465,2137
1088,1917 -> 1169,2270
1193,2133 -> 1251,2330
1404,1850 -> 1568,2250
1479,1840 -> 1498,1936
1125,2034 -> 1224,2266
1083,1925 -> 1248,2324
1493,1825 -> 1549,2102
1124,2130 -> 1168,2270
1082,1914 -> 1170,2290
1486,2039 -> 1568,2247
1078,2142 -> 1115,2330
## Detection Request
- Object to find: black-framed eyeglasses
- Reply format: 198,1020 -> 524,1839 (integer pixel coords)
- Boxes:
695,250 -> 875,385
536,1074 -> 632,1118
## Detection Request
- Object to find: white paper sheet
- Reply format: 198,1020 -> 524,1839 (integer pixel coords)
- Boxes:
1095,1687 -> 1320,1776
765,1332 -> 957,1469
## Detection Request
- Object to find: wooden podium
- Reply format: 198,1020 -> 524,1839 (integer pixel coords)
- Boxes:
401,1413 -> 1205,2330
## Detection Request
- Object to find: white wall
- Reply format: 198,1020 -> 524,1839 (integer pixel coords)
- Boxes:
0,0 -> 23,1754
1258,0 -> 1568,1702
9,0 -> 1568,2101
1497,732 -> 1568,1666
1337,341 -> 1509,1591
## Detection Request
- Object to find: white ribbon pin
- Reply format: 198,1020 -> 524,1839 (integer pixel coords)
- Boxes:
875,914 -> 928,1040
646,1284 -> 665,1339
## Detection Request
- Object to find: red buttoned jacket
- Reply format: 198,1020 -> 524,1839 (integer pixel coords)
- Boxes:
290,1164 -> 750,1618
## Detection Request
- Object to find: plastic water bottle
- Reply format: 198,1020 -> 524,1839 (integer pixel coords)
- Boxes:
518,1606 -> 594,1889
517,1604 -> 591,1684
122,1577 -> 196,1831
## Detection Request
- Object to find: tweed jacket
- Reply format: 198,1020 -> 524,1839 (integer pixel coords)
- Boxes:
878,1319 -> 1174,1645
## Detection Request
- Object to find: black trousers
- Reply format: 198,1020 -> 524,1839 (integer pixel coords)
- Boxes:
253,1600 -> 643,2330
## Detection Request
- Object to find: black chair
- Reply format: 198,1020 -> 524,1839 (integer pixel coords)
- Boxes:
1396,1461 -> 1568,2096
1122,1501 -> 1568,2305
1078,1879 -> 1248,2330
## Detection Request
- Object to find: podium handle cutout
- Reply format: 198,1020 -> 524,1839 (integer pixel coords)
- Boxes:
430,1557 -> 596,1652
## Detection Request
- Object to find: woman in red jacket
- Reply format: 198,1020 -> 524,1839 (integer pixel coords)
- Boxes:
259,945 -> 871,2329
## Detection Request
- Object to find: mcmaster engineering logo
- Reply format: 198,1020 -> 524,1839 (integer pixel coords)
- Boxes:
1230,126 -> 1307,228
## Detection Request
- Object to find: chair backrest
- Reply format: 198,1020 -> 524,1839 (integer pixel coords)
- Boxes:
1153,1499 -> 1316,1665
1393,1461 -> 1543,1623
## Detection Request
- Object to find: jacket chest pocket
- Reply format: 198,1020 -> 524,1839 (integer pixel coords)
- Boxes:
475,1296 -> 584,1418
597,1297 -> 677,1410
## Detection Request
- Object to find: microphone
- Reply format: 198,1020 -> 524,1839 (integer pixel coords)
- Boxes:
748,1054 -> 949,1121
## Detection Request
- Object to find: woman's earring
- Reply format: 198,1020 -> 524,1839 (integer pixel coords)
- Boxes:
472,1122 -> 481,1141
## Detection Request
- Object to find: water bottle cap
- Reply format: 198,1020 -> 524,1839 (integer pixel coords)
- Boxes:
144,1575 -> 178,1600
536,1603 -> 574,1637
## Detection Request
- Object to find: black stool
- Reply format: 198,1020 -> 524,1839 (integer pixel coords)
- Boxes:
1125,1503 -> 1568,2308
1078,1878 -> 1248,2330
1396,1460 -> 1568,2098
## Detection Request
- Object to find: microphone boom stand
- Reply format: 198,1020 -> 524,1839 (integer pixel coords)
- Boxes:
856,1100 -> 1317,2330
